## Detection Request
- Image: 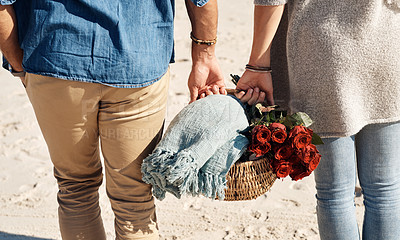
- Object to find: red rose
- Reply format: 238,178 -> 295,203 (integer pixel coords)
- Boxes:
306,128 -> 313,137
274,144 -> 294,160
289,163 -> 312,181
288,125 -> 307,139
268,123 -> 287,143
269,122 -> 286,131
271,142 -> 281,153
292,133 -> 312,149
289,154 -> 302,164
274,161 -> 292,178
252,125 -> 271,144
288,126 -> 313,149
248,142 -> 271,157
271,128 -> 287,143
308,152 -> 321,171
297,144 -> 319,163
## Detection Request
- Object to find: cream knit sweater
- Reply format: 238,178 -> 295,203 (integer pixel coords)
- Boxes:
254,0 -> 400,137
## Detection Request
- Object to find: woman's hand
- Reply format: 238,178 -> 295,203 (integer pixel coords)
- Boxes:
234,70 -> 274,105
233,4 -> 284,105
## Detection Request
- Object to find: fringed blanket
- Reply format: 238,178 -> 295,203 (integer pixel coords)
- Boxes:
141,95 -> 249,200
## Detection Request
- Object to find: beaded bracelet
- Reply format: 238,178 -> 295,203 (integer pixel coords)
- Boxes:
190,32 -> 217,46
245,64 -> 272,73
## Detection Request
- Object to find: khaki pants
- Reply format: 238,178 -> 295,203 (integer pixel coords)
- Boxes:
25,71 -> 170,240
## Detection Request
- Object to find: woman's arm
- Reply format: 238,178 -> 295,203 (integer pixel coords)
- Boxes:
0,5 -> 23,72
235,5 -> 284,105
249,5 -> 284,68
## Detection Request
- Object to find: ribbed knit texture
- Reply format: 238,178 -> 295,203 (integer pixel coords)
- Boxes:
141,95 -> 249,200
255,0 -> 400,137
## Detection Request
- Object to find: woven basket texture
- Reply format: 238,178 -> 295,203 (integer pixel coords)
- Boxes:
224,157 -> 277,201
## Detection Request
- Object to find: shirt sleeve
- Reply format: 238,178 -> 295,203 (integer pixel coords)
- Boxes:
254,0 -> 287,5
190,0 -> 209,7
0,0 -> 16,5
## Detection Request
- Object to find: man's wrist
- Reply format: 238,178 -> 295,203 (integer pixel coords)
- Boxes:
191,42 -> 216,61
190,32 -> 217,46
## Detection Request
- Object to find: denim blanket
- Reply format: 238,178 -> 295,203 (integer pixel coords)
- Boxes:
141,95 -> 249,200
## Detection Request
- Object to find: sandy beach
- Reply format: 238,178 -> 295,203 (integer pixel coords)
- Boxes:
0,1 -> 364,239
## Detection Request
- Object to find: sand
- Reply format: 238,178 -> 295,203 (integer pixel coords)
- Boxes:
0,1 -> 364,239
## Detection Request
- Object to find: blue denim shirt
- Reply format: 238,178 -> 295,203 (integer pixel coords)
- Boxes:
1,0 -> 208,88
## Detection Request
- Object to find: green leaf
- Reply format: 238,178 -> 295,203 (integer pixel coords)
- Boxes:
312,133 -> 324,145
251,105 -> 257,118
288,112 -> 314,127
265,113 -> 271,123
282,116 -> 294,128
269,111 -> 276,122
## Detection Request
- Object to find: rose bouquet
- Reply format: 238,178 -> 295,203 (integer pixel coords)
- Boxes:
231,74 -> 324,181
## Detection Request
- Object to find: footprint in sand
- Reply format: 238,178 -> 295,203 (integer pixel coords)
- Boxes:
289,181 -> 309,191
33,167 -> 49,178
183,198 -> 203,211
294,228 -> 319,239
1,121 -> 23,137
18,183 -> 37,192
250,210 -> 263,220
11,183 -> 42,207
281,198 -> 301,207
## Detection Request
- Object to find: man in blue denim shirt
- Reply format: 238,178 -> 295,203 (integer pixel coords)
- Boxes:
0,0 -> 224,239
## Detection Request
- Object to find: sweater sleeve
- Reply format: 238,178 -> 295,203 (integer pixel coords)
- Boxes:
254,0 -> 287,5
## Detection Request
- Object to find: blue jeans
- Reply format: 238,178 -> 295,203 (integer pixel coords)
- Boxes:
315,121 -> 400,240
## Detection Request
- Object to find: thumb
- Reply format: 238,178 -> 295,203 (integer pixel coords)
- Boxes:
189,86 -> 199,103
266,90 -> 275,106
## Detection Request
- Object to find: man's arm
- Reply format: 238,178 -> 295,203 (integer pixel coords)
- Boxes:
185,0 -> 225,103
0,5 -> 23,72
235,5 -> 284,105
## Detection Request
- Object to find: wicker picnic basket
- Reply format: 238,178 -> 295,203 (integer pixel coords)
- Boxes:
224,156 -> 277,201
222,87 -> 278,201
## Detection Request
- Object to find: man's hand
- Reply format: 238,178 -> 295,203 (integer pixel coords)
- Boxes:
188,44 -> 226,103
186,0 -> 226,103
0,5 -> 23,72
235,70 -> 274,105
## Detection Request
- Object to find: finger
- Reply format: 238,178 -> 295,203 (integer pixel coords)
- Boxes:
189,87 -> 199,103
266,90 -> 275,105
234,90 -> 246,99
211,85 -> 219,94
220,86 -> 227,95
200,92 -> 206,99
206,88 -> 214,96
248,88 -> 260,105
256,91 -> 266,104
240,88 -> 254,103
